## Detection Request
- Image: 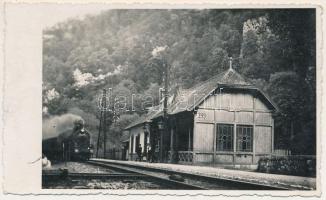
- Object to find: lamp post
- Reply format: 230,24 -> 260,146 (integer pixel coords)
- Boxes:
162,58 -> 170,163
153,49 -> 169,163
157,120 -> 164,131
157,119 -> 164,162
143,121 -> 151,159
143,121 -> 151,145
143,121 -> 151,133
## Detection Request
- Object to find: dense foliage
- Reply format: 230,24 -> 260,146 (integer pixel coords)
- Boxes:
43,9 -> 316,154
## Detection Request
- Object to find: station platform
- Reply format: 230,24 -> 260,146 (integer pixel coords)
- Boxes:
91,158 -> 316,190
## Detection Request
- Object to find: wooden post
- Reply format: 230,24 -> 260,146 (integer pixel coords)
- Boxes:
192,112 -> 197,164
272,118 -> 274,154
175,118 -> 179,163
96,110 -> 103,158
170,127 -> 174,163
160,58 -> 169,163
252,97 -> 256,164
159,129 -> 163,162
213,108 -> 216,165
103,91 -> 107,159
62,143 -> 66,166
188,128 -> 191,163
96,89 -> 108,159
233,111 -> 237,166
213,124 -> 216,165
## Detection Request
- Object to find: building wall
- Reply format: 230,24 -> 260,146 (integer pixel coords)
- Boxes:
193,91 -> 274,166
128,125 -> 147,160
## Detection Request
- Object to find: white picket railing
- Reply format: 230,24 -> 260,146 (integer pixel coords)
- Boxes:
168,151 -> 193,163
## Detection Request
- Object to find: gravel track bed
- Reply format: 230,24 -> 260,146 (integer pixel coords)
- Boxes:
43,178 -> 170,189
49,162 -> 117,173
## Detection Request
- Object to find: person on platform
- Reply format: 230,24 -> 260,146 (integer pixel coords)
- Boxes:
147,145 -> 153,163
136,143 -> 142,161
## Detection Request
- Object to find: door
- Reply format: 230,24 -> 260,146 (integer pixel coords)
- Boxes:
193,123 -> 214,163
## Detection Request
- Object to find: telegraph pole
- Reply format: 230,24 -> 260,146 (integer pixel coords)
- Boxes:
96,89 -> 108,158
160,58 -> 169,163
96,109 -> 103,158
103,89 -> 107,158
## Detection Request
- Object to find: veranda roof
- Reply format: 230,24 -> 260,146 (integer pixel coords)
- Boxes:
124,68 -> 278,130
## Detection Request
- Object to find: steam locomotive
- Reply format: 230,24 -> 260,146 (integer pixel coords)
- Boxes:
42,119 -> 93,162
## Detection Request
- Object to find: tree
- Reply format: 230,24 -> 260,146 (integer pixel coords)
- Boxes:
267,72 -> 314,154
267,9 -> 316,78
108,113 -> 140,148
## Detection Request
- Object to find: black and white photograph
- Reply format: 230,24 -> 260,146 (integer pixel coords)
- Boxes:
40,8 -> 317,190
3,1 -> 326,197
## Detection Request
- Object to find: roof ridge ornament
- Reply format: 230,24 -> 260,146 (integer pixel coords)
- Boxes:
229,57 -> 233,71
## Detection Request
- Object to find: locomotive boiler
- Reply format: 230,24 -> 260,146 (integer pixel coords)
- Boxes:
42,119 -> 93,162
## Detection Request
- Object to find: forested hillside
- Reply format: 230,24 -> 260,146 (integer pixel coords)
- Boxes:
43,9 -> 316,154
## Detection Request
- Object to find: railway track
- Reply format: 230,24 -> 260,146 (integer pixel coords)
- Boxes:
43,171 -> 146,179
86,160 -> 290,190
42,165 -> 203,189
85,160 -> 206,189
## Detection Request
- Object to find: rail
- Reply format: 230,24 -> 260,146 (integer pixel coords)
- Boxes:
86,160 -> 205,190
87,160 -> 291,190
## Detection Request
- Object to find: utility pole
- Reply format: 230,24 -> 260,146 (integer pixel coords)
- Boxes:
96,94 -> 103,158
103,89 -> 107,158
160,58 -> 169,163
96,89 -> 108,158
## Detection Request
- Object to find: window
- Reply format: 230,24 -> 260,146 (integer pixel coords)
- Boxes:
236,125 -> 253,152
216,124 -> 233,151
136,134 -> 140,150
130,136 -> 134,153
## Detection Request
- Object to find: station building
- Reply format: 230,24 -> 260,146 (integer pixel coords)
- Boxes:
124,67 -> 278,169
